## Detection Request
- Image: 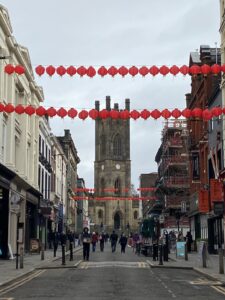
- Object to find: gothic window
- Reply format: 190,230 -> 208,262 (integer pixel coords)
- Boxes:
98,209 -> 103,219
114,178 -> 121,196
100,178 -> 105,196
134,211 -> 138,220
101,135 -> 106,156
113,134 -> 122,157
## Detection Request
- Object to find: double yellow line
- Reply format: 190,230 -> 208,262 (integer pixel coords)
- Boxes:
0,270 -> 45,296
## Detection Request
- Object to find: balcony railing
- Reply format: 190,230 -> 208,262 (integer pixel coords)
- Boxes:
164,176 -> 190,187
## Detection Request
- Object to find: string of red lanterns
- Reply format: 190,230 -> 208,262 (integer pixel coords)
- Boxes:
0,103 -> 223,121
72,196 -> 157,201
4,64 -> 224,77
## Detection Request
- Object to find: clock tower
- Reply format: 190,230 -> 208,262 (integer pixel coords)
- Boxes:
89,96 -> 137,233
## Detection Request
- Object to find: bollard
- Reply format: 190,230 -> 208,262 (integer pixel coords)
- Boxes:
41,243 -> 45,260
62,244 -> 66,265
218,248 -> 224,274
202,243 -> 207,268
185,243 -> 188,261
19,247 -> 24,269
70,242 -> 73,261
159,244 -> 163,265
53,243 -> 57,258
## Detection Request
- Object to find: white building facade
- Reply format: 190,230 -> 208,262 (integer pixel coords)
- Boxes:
0,4 -> 43,257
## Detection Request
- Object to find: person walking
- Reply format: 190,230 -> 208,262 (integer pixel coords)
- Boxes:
91,232 -> 98,252
82,227 -> 91,261
99,232 -> 105,252
110,230 -> 118,252
186,231 -> 193,252
119,233 -> 128,253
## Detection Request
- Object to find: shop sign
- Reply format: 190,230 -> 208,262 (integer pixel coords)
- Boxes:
198,190 -> 210,213
210,179 -> 223,203
176,242 -> 186,258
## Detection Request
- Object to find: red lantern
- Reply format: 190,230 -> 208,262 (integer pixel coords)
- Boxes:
5,64 -> 15,75
15,104 -> 24,114
149,65 -> 159,76
15,65 -> 25,75
202,109 -> 212,121
110,110 -> 120,119
108,66 -> 118,77
46,65 -> 56,76
56,66 -> 66,76
98,66 -> 108,77
130,110 -> 140,120
4,104 -> 15,113
25,105 -> 35,115
78,110 -> 88,120
201,64 -> 211,76
140,109 -> 150,120
170,65 -> 180,76
35,65 -> 45,76
118,66 -> 128,77
151,109 -> 161,119
36,106 -> 46,116
77,66 -> 87,77
182,108 -> 192,118
171,108 -> 181,119
67,108 -> 77,118
120,110 -> 130,120
129,66 -> 139,77
57,107 -> 67,118
159,65 -> 170,76
47,107 -> 57,117
161,109 -> 171,119
139,66 -> 149,77
191,108 -> 202,118
87,66 -> 96,78
89,109 -> 99,119
211,64 -> 221,75
99,109 -> 109,119
221,64 -> 225,73
66,66 -> 76,76
179,65 -> 189,76
211,107 -> 222,117
0,103 -> 5,112
189,65 -> 200,76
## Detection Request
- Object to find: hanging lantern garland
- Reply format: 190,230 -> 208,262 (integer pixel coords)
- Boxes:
4,64 -> 225,77
0,103 -> 224,121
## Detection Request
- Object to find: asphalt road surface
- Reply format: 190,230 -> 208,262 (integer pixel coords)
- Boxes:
1,242 -> 225,300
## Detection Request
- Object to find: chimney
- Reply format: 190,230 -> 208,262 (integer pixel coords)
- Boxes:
64,129 -> 71,138
125,98 -> 130,111
114,103 -> 119,110
95,100 -> 100,111
106,96 -> 111,111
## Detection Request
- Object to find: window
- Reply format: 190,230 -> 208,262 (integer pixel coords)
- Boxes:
100,178 -> 105,196
113,134 -> 122,156
39,135 -> 42,154
98,210 -> 103,219
38,165 -> 41,188
134,211 -> 138,220
114,178 -> 121,196
42,139 -> 44,156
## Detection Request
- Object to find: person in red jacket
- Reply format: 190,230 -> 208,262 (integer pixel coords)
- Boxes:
91,232 -> 98,252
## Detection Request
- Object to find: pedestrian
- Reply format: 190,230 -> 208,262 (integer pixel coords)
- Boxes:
53,231 -> 59,254
91,232 -> 98,252
186,231 -> 193,252
119,233 -> 128,253
99,232 -> 105,252
152,237 -> 158,261
177,231 -> 184,241
110,230 -> 118,252
82,227 -> 91,261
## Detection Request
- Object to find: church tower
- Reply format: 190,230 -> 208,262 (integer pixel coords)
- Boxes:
90,96 -> 135,233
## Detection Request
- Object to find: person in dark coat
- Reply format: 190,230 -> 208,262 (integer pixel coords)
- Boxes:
119,233 -> 128,253
82,227 -> 91,260
186,231 -> 193,252
110,231 -> 118,252
99,232 -> 105,252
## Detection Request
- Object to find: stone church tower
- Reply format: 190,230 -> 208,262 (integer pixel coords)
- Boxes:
89,96 -> 137,233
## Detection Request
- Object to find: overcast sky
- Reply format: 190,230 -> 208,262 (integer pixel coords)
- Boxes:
1,0 -> 220,189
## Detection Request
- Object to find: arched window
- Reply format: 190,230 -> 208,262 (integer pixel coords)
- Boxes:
98,209 -> 103,219
101,135 -> 106,156
100,178 -> 105,196
113,134 -> 122,156
134,211 -> 138,220
114,178 -> 121,196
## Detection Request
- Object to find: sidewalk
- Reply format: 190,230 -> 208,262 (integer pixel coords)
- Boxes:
0,246 -> 82,287
147,251 -> 225,284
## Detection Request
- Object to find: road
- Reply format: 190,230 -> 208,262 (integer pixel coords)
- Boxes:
0,242 -> 225,299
